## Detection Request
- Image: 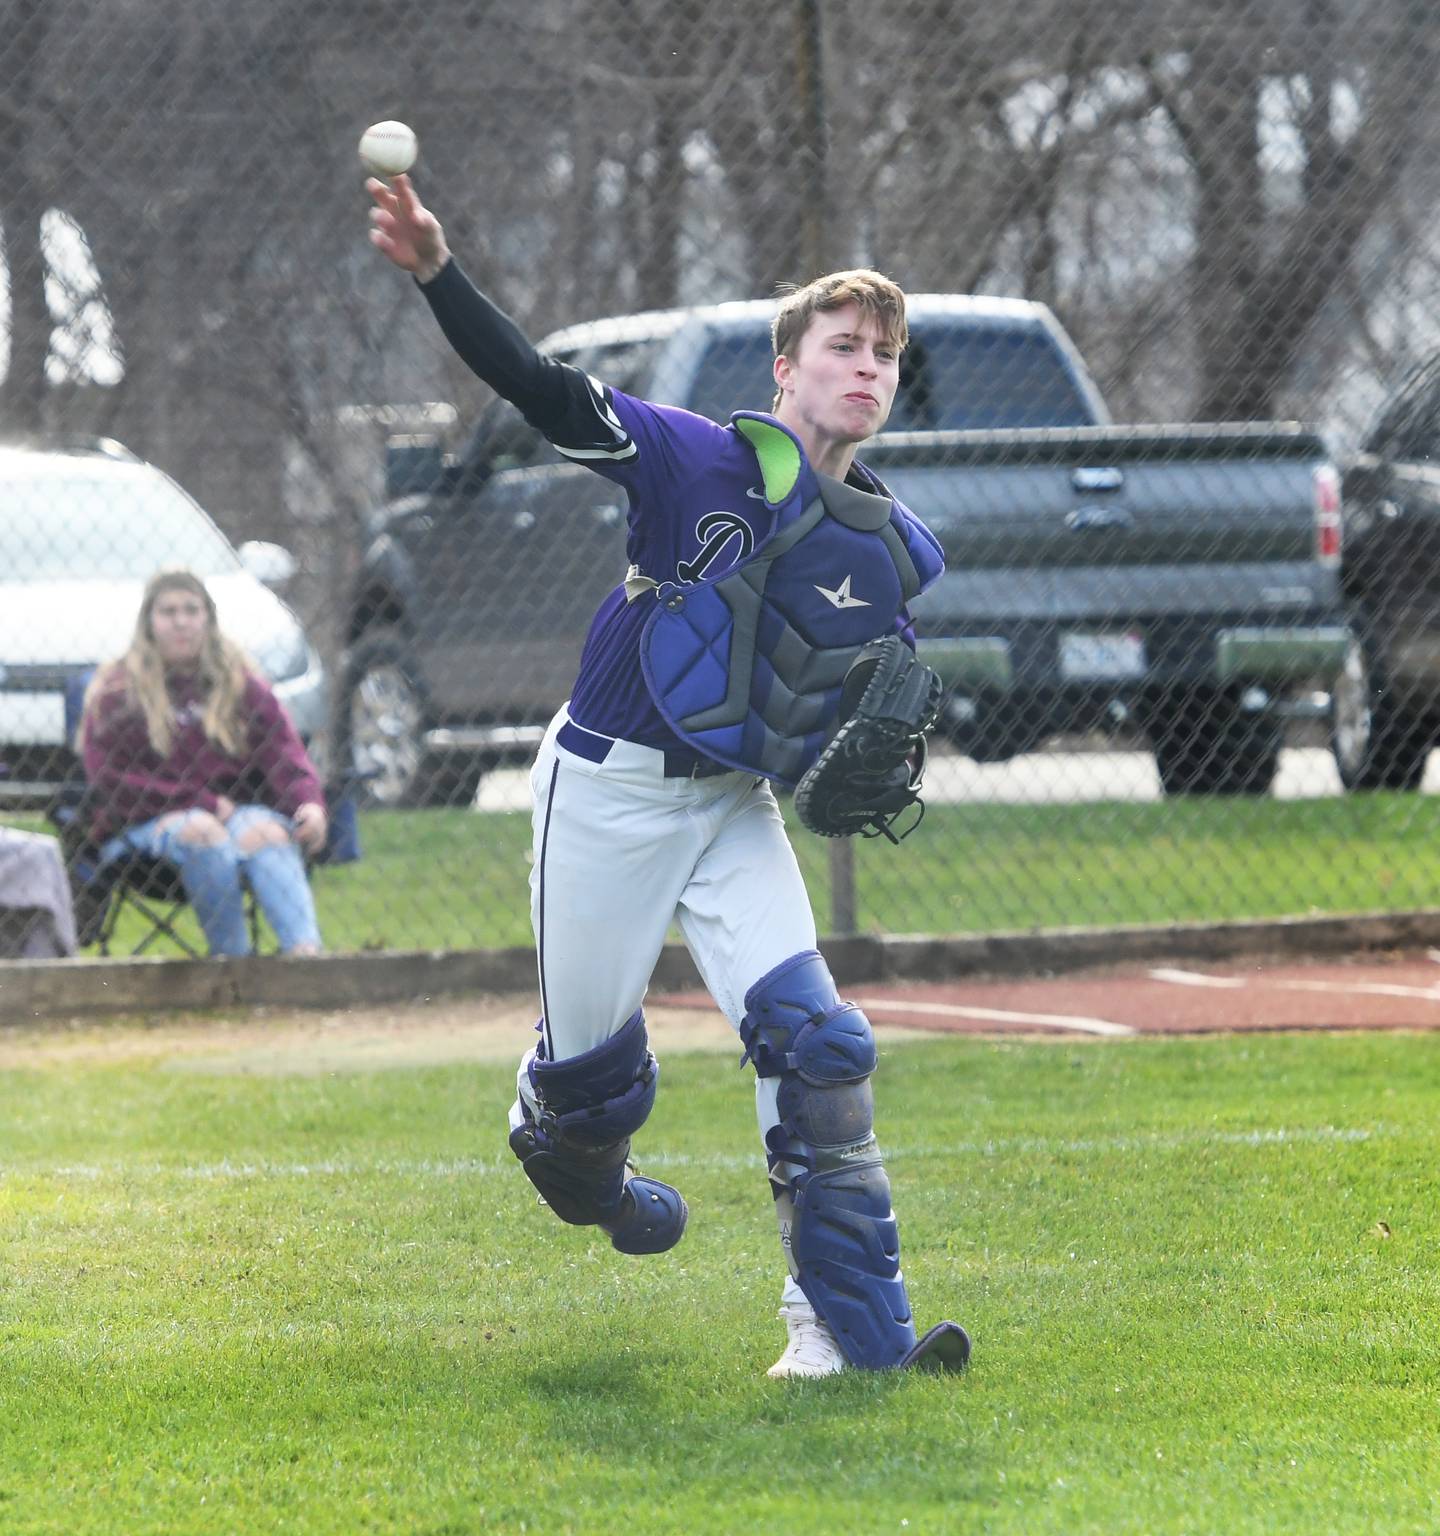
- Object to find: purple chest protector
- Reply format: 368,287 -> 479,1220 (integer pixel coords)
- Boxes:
639,415 -> 939,784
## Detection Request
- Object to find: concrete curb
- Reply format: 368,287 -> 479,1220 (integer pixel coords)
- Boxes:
5,908 -> 1440,1022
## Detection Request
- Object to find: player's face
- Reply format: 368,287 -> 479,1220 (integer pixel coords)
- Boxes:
774,303 -> 901,445
149,589 -> 209,667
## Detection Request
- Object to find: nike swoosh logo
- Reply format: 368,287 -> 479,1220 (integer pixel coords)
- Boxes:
814,574 -> 871,609
745,487 -> 767,500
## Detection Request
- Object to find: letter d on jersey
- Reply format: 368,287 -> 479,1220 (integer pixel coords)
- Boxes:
676,511 -> 755,584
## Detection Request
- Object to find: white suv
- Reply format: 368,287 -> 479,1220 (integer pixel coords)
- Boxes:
0,439 -> 327,799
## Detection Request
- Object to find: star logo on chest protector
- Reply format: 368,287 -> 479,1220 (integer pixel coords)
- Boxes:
814,574 -> 871,610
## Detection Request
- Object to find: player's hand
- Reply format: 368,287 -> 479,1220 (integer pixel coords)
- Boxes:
292,802 -> 328,855
367,174 -> 450,283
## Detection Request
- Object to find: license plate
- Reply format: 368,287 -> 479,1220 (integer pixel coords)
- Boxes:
1058,631 -> 1147,681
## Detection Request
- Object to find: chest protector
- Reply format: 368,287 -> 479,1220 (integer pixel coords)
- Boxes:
638,413 -> 943,785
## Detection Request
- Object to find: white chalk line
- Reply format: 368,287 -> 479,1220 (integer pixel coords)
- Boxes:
1,1124 -> 1383,1184
852,995 -> 1134,1037
1283,978 -> 1440,1001
1149,968 -> 1247,989
1150,967 -> 1440,1003
658,1123 -> 1380,1166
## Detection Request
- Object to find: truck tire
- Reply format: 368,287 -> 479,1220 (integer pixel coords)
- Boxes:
938,691 -> 1036,763
1330,626 -> 1432,793
338,628 -> 486,809
1147,691 -> 1281,797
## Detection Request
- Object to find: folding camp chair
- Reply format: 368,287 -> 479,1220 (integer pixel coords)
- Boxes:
50,670 -> 360,957
59,817 -> 259,957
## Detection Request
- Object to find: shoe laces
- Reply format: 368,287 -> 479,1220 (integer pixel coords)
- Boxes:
780,1307 -> 841,1362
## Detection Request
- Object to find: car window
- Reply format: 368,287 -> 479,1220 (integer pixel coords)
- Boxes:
463,400 -> 551,474
898,325 -> 1095,429
687,333 -> 778,423
562,337 -> 665,395
685,322 -> 1096,431
1366,359 -> 1440,458
0,465 -> 241,580
458,336 -> 669,478
1399,413 -> 1440,462
1392,391 -> 1440,462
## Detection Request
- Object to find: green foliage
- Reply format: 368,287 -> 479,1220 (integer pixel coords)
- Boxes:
2,1031 -> 1438,1533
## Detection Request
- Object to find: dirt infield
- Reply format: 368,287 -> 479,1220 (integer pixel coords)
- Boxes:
0,994 -> 742,1074
5,948 -> 1440,1075
654,948 -> 1440,1039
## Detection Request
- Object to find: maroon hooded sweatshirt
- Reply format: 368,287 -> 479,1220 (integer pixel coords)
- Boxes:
82,666 -> 324,843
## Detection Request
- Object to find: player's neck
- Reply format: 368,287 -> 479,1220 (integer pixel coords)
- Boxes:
774,411 -> 858,482
809,438 -> 859,481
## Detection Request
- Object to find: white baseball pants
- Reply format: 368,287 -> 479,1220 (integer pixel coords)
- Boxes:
513,706 -> 819,1304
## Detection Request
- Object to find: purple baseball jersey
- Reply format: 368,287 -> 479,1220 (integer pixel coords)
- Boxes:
555,386 -> 924,748
417,261 -> 932,751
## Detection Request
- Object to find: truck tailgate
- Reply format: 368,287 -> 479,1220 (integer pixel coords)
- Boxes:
865,425 -> 1334,622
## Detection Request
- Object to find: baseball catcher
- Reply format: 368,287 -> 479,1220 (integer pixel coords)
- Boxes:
794,635 -> 942,842
368,171 -> 971,1379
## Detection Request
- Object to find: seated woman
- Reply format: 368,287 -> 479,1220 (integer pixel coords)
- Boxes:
81,568 -> 327,957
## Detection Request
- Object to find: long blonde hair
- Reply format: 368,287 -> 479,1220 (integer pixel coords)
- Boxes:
85,568 -> 251,758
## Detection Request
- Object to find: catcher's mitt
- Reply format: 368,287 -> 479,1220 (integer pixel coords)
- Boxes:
795,635 -> 943,843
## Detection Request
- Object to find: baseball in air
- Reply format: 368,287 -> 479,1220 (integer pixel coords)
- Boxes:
359,120 -> 418,178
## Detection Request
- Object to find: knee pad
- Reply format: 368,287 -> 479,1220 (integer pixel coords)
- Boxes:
741,950 -> 917,1369
529,1007 -> 659,1145
508,1010 -> 687,1255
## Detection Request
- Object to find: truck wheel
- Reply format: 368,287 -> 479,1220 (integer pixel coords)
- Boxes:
938,691 -> 1032,763
339,629 -> 485,808
1148,692 -> 1281,797
1331,629 -> 1432,792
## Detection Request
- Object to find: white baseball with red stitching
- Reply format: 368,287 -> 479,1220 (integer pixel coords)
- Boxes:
358,121 -> 417,178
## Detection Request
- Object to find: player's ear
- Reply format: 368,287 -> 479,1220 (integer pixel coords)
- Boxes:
773,353 -> 794,395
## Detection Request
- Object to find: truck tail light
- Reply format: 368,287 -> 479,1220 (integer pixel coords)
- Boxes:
1314,464 -> 1342,567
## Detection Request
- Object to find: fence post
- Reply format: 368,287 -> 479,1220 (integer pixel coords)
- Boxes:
828,838 -> 857,936
795,0 -> 828,277
795,0 -> 849,931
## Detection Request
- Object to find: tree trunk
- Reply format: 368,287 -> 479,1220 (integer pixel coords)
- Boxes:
1187,0 -> 1440,420
0,0 -> 52,433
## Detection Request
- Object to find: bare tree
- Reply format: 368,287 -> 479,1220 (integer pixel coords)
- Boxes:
1155,0 -> 1440,420
9,0 -> 1440,520
0,0 -> 55,433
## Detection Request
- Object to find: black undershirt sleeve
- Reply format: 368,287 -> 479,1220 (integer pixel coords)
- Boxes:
417,258 -> 606,448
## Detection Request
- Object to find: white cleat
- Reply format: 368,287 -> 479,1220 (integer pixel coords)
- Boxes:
766,1305 -> 848,1379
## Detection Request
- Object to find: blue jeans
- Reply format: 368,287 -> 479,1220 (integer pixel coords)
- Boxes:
99,805 -> 322,957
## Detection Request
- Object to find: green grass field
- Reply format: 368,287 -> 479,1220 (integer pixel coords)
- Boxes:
2,1024 -> 1438,1534
15,788 -> 1440,957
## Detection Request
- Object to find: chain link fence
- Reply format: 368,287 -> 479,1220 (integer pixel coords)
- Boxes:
4,0 -> 1440,958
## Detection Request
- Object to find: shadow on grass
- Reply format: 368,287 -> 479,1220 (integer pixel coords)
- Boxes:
524,1353 -> 675,1404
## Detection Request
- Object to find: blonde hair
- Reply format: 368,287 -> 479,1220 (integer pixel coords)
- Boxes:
771,268 -> 909,410
84,568 -> 251,759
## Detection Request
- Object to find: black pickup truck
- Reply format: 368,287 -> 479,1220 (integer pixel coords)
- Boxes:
1330,355 -> 1440,790
877,424 -> 1345,794
341,296 -> 1349,805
